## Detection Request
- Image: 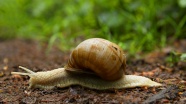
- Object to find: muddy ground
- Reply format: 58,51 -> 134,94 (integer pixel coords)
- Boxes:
0,39 -> 186,104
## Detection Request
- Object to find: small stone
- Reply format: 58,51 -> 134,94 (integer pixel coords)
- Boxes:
3,58 -> 8,64
0,89 -> 3,93
0,72 -> 4,77
3,66 -> 8,70
24,90 -> 32,96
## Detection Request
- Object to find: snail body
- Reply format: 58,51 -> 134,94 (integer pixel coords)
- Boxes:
11,38 -> 161,90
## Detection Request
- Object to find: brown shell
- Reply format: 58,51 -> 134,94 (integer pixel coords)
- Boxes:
66,38 -> 126,81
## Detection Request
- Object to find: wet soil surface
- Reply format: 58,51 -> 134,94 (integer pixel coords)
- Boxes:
0,39 -> 186,104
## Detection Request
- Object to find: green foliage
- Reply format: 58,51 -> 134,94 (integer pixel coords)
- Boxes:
166,51 -> 186,66
180,53 -> 186,62
0,0 -> 186,54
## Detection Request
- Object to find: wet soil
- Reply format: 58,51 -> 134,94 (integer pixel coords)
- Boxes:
0,39 -> 186,104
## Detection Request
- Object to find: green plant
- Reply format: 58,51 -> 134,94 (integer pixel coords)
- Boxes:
166,51 -> 186,66
0,0 -> 185,55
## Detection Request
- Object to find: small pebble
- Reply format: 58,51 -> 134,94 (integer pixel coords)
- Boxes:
3,58 -> 8,64
0,89 -> 3,93
0,72 -> 4,77
3,66 -> 8,70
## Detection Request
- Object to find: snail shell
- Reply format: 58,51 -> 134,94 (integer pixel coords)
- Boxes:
66,38 -> 126,81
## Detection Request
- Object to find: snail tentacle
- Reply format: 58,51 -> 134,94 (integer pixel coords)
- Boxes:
11,72 -> 31,76
11,66 -> 36,77
19,66 -> 35,74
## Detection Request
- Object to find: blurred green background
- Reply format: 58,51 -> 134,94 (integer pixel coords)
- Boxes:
0,0 -> 186,55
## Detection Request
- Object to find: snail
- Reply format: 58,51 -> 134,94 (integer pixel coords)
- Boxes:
11,38 -> 161,90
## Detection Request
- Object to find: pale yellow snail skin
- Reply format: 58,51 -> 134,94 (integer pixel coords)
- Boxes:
11,38 -> 162,90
